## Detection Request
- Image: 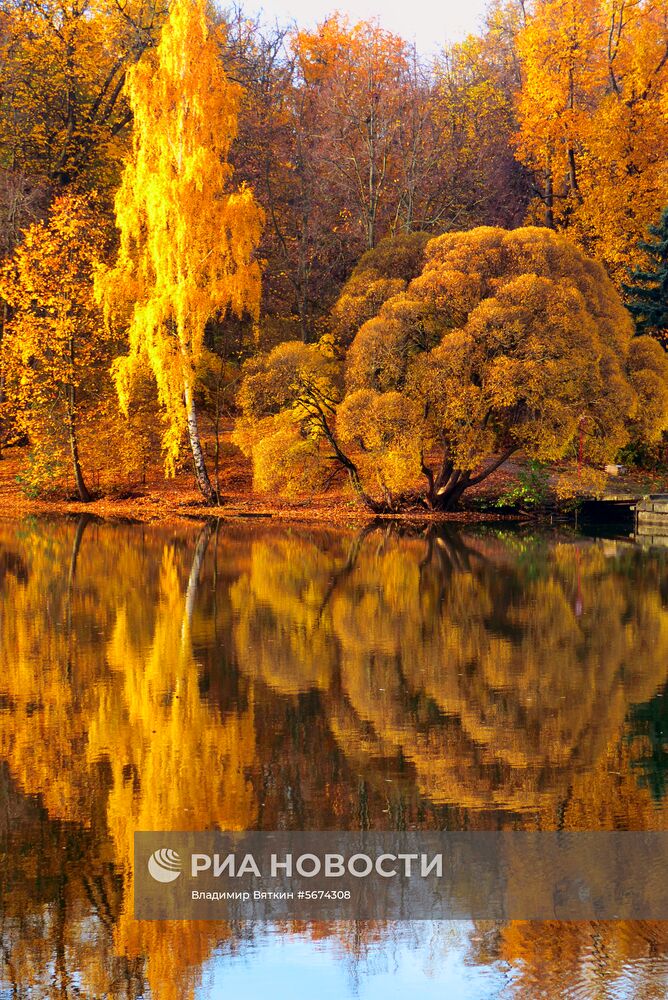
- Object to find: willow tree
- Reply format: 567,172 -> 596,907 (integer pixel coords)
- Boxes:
98,0 -> 263,503
236,227 -> 668,511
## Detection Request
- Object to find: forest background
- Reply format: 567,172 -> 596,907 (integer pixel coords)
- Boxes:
1,0 -> 667,515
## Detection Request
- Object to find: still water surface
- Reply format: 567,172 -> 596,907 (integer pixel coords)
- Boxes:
1,516 -> 668,998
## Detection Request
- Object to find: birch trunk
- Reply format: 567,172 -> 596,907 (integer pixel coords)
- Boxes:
184,379 -> 216,504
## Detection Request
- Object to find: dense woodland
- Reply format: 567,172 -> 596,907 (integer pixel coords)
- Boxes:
1,0 -> 668,508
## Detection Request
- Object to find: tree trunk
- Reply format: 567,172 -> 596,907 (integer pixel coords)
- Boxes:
544,157 -> 555,229
67,384 -> 91,503
425,447 -> 516,511
432,471 -> 471,511
67,514 -> 92,681
184,379 -> 216,504
567,146 -> 578,194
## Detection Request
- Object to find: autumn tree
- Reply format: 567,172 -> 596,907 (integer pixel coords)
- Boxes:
515,0 -> 668,283
292,16 -> 411,253
623,206 -> 668,346
0,0 -> 168,462
330,231 -> 430,347
295,14 -> 528,250
218,7 -> 532,342
236,227 -> 668,511
98,0 -> 264,503
430,3 -> 531,232
0,0 -> 167,193
233,234 -> 430,502
221,11 -> 350,344
0,193 -> 113,500
226,14 -> 426,343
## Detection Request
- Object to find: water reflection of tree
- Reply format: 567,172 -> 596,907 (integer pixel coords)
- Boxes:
2,519 -> 668,997
0,763 -> 145,997
494,919 -> 668,998
232,525 -> 668,818
0,519 -> 256,998
627,684 -> 668,802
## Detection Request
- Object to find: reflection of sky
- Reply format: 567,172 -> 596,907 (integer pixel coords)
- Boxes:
196,923 -> 514,998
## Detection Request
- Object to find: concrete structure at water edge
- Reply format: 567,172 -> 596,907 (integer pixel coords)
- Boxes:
635,495 -> 668,545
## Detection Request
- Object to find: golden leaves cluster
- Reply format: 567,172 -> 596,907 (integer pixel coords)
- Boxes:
237,226 -> 668,507
97,0 -> 264,473
515,0 -> 668,279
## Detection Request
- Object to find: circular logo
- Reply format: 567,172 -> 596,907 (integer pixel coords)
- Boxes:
148,848 -> 182,883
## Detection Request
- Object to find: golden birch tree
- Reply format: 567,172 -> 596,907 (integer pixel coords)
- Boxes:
98,0 -> 263,502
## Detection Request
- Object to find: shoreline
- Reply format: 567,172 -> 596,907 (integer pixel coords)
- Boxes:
0,445 -> 640,529
0,491 -> 530,528
0,443 -> 533,527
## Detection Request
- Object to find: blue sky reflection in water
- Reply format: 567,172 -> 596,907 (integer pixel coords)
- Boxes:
197,923 -> 513,999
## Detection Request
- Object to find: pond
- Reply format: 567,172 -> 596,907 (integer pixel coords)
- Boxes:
1,515 -> 668,998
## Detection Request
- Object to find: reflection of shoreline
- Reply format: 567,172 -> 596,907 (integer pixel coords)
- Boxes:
232,525 -> 668,817
2,519 -> 668,819
1,518 -> 668,996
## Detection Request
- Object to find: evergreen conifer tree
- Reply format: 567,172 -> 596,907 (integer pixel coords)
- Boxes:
623,207 -> 668,346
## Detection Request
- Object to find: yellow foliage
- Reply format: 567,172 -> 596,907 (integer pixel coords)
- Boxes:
0,193 -> 116,498
555,465 -> 607,500
627,336 -> 668,442
97,0 -> 264,476
330,232 -> 430,346
236,225 -> 668,510
233,340 -> 343,496
345,316 -> 415,393
0,0 -> 166,190
336,389 -> 423,498
515,0 -> 668,283
250,410 -> 327,497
